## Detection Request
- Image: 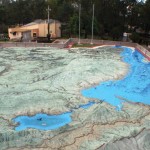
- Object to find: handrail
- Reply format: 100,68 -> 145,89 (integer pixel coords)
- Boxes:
63,38 -> 73,48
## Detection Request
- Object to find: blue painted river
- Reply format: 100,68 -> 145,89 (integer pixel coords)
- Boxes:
13,47 -> 150,131
82,47 -> 150,110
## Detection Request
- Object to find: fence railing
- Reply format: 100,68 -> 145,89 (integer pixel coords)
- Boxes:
63,38 -> 72,48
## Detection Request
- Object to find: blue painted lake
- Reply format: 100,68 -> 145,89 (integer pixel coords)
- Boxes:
14,112 -> 72,131
13,47 -> 150,131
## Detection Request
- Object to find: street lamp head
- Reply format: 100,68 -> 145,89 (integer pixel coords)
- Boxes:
46,5 -> 51,12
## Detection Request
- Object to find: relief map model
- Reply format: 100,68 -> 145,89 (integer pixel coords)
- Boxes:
0,46 -> 150,150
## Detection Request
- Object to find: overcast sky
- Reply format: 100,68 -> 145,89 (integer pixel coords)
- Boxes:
137,0 -> 147,3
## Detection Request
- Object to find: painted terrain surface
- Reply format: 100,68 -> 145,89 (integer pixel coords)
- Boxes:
0,47 -> 150,150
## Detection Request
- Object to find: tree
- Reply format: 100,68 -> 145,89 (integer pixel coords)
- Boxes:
0,0 -> 149,41
140,0 -> 150,32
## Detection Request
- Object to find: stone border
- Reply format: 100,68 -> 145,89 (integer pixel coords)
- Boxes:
70,38 -> 150,61
0,42 -> 65,49
135,44 -> 150,61
0,39 -> 150,61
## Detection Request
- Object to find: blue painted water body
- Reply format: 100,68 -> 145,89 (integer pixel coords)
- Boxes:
14,102 -> 95,131
14,47 -> 150,131
14,112 -> 72,131
79,101 -> 95,109
82,47 -> 150,110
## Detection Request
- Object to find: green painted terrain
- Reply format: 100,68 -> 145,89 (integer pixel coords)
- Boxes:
0,47 -> 150,150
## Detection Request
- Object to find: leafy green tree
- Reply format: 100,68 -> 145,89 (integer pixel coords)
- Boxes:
0,0 -> 149,40
140,0 -> 150,32
68,14 -> 78,36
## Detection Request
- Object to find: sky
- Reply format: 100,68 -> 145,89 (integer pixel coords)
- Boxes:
137,0 -> 147,3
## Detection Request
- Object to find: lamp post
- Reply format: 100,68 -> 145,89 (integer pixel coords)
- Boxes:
47,5 -> 51,42
78,4 -> 81,44
91,3 -> 95,45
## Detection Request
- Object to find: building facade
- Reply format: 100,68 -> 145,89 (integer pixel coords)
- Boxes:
8,19 -> 61,42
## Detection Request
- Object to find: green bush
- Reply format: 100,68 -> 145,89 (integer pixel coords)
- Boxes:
110,26 -> 123,40
130,32 -> 141,43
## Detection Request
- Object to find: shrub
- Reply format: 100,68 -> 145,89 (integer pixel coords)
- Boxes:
130,32 -> 141,43
110,26 -> 123,40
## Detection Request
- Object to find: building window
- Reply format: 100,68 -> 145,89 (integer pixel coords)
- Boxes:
33,33 -> 37,37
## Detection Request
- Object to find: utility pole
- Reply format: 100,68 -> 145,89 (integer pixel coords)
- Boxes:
78,4 -> 81,44
47,5 -> 51,42
91,3 -> 95,45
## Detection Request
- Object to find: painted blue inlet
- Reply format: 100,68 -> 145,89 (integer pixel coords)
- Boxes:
82,47 -> 150,110
79,101 -> 95,109
14,112 -> 72,131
